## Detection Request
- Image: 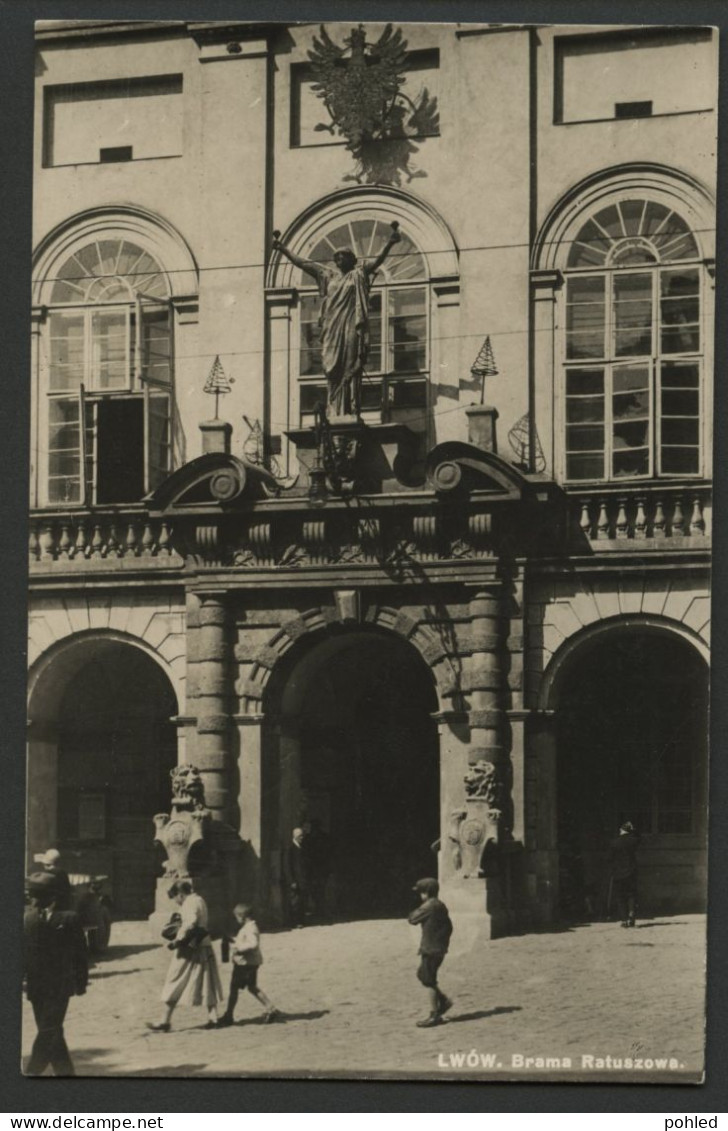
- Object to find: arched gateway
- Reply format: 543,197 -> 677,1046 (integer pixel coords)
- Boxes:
27,633 -> 179,918
261,626 -> 440,920
542,618 -> 708,918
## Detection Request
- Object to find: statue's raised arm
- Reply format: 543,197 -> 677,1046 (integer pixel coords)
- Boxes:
363,221 -> 402,278
271,231 -> 323,284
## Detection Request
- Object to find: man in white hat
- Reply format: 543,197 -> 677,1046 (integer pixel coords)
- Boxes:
33,848 -> 72,911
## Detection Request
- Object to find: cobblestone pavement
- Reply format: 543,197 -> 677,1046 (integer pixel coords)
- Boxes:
21,914 -> 706,1082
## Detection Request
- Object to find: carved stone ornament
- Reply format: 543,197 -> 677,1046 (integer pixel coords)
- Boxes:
464,758 -> 505,809
153,764 -> 210,879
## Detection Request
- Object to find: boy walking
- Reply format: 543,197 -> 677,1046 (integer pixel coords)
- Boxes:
408,877 -> 453,1028
218,903 -> 279,1026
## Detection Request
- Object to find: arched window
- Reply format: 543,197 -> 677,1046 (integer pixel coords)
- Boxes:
43,238 -> 172,504
296,218 -> 429,428
563,198 -> 703,482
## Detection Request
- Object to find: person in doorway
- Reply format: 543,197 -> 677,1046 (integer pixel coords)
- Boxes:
218,903 -> 279,1026
609,820 -> 641,928
286,827 -> 313,928
408,877 -> 453,1028
23,871 -> 88,1076
147,880 -> 224,1031
33,848 -> 72,911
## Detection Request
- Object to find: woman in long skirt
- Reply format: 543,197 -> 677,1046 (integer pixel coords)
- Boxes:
147,880 -> 223,1031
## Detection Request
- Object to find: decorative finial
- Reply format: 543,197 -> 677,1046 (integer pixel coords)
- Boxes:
470,336 -> 499,405
204,355 -> 234,419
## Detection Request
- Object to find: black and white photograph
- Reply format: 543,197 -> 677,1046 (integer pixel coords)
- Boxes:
20,16 -> 716,1084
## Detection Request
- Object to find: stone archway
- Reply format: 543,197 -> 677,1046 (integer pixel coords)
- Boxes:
543,620 -> 708,919
260,625 -> 440,922
27,633 -> 179,918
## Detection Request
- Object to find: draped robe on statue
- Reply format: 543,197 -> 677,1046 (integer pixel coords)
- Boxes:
310,262 -> 373,417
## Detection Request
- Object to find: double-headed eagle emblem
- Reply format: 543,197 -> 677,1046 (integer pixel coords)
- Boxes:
308,24 -> 409,154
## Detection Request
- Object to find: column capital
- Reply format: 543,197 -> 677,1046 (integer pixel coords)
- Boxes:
530,268 -> 564,295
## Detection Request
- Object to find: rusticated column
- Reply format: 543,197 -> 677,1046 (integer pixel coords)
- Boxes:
191,588 -> 232,821
466,585 -> 512,842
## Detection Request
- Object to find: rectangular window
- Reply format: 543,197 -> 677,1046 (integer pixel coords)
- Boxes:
613,274 -> 652,357
566,276 -> 605,359
44,74 -> 183,167
555,29 -> 715,124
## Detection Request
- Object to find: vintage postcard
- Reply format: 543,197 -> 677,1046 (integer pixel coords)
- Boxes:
23,18 -> 715,1082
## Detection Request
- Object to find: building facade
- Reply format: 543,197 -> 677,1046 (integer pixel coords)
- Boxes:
27,20 -> 715,933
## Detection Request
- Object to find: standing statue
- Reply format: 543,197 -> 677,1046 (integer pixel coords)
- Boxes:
272,221 -> 402,419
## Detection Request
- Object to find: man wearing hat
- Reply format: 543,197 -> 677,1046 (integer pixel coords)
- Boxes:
23,870 -> 88,1075
33,848 -> 72,911
609,820 -> 641,928
408,877 -> 454,1028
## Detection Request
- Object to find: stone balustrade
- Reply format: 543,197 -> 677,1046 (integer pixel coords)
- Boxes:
29,510 -> 182,563
570,485 -> 711,543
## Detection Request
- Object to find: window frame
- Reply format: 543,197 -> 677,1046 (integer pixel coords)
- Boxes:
561,255 -> 705,485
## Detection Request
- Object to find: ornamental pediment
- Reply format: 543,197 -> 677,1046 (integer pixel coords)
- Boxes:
144,452 -> 280,514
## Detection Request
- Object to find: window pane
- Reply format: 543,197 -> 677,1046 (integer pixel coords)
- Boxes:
566,453 -> 604,480
661,447 -> 699,474
662,390 -> 699,416
48,397 -> 81,503
91,309 -> 128,388
661,324 -> 700,355
389,287 -> 426,319
300,294 -> 323,375
360,380 -> 383,411
566,396 -> 604,423
49,312 -> 85,391
566,368 -> 604,396
613,391 -> 649,420
661,361 -> 699,389
567,424 -> 604,451
614,273 -> 652,356
566,276 -> 605,359
662,418 -> 699,445
613,365 -> 649,393
613,446 -> 649,477
147,392 -> 170,489
141,307 -> 172,384
613,420 -> 649,449
367,292 -> 382,373
300,383 -> 327,413
389,379 -> 427,408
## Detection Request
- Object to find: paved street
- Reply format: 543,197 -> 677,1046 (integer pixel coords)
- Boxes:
22,914 -> 706,1082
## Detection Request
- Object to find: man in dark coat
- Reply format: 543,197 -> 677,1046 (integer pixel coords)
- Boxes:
286,827 -> 312,928
23,871 -> 88,1075
610,820 -> 641,928
33,848 -> 73,911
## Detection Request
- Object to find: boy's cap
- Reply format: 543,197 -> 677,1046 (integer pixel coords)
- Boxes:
413,877 -> 439,897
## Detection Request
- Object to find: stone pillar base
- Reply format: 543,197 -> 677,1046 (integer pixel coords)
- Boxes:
442,843 -> 530,939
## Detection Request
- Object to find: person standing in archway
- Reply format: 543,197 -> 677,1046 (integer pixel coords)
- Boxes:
286,827 -> 313,928
609,820 -> 641,928
272,223 -> 402,418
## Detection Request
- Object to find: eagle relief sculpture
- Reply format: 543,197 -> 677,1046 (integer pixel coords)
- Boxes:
306,23 -> 439,186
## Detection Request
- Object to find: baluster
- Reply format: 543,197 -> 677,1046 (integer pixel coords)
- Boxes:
106,523 -> 120,558
39,524 -> 56,561
126,523 -> 139,557
690,496 -> 705,535
141,521 -> 155,556
634,497 -> 647,539
653,498 -> 666,538
75,521 -> 88,559
596,499 -> 610,540
672,496 -> 685,537
615,498 -> 629,539
29,524 -> 40,562
157,521 -> 171,556
579,499 -> 592,539
57,523 -> 72,559
90,524 -> 104,558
